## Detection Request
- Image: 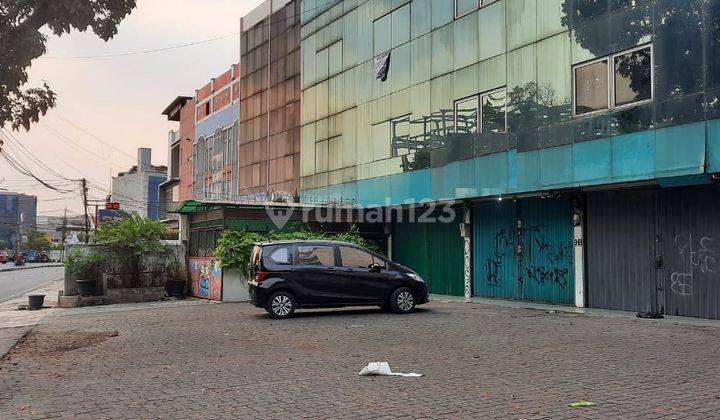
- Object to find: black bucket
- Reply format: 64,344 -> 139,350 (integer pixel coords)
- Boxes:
28,294 -> 45,310
76,280 -> 96,296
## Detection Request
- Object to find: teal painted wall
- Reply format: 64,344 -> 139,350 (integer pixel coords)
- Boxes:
301,120 -> 717,207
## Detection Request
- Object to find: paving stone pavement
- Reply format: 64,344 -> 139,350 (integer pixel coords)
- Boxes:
1,300 -> 720,419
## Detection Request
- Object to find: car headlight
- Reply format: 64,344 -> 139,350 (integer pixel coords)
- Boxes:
407,273 -> 424,283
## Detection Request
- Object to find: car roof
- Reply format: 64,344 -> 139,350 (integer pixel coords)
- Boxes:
256,239 -> 363,247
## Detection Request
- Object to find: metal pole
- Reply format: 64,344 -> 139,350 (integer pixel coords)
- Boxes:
81,178 -> 89,243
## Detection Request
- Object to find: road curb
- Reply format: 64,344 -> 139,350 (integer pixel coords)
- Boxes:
0,326 -> 32,362
0,263 -> 63,274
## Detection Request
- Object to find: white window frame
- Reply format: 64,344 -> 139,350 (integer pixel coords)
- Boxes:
572,43 -> 654,118
453,86 -> 507,135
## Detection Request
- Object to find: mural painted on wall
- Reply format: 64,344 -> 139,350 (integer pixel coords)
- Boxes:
189,257 -> 222,300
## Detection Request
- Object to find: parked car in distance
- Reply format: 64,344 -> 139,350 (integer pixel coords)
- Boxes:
248,240 -> 429,319
24,249 -> 38,263
0,250 -> 8,264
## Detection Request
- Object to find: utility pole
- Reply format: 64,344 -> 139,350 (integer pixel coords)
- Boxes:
81,178 -> 89,243
60,208 -> 68,246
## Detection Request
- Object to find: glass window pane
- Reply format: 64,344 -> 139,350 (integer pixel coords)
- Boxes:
614,47 -> 652,107
316,47 -> 329,82
392,4 -> 410,48
455,96 -> 479,133
391,115 -> 411,156
373,14 -> 391,55
298,245 -> 335,266
575,60 -> 608,115
267,246 -> 290,264
340,246 -> 374,268
481,89 -> 506,133
456,0 -> 478,17
329,41 -> 342,76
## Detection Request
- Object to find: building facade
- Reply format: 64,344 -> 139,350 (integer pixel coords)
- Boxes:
298,0 -> 720,318
162,95 -> 195,202
239,0 -> 301,201
0,192 -> 37,249
192,65 -> 241,201
111,148 -> 167,219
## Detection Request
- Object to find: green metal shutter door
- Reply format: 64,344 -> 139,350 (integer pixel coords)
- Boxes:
393,221 -> 429,282
427,219 -> 465,297
520,198 -> 575,304
472,202 -> 520,299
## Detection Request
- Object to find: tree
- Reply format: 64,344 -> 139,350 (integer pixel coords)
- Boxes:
94,214 -> 165,283
0,239 -> 7,250
24,228 -> 52,250
0,1 -> 136,131
560,0 -> 707,98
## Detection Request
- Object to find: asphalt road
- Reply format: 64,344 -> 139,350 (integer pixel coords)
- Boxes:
0,266 -> 64,303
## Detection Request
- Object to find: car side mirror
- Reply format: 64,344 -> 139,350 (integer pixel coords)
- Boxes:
369,263 -> 382,273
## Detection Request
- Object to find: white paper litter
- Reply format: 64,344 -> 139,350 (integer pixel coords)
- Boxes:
358,362 -> 423,377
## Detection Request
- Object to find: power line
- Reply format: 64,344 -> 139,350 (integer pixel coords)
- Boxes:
40,32 -> 239,60
35,0 -> 338,61
51,114 -> 139,163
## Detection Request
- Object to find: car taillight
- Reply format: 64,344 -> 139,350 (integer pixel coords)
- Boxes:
254,271 -> 268,284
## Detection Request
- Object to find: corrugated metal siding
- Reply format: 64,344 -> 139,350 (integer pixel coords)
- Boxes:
393,220 -> 429,282
473,202 -> 519,300
427,219 -> 465,297
472,198 -> 574,304
520,198 -> 575,304
393,214 -> 464,297
586,190 -> 658,312
586,185 -> 720,320
659,186 -> 720,319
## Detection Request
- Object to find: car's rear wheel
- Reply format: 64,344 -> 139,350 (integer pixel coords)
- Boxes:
265,291 -> 296,319
389,287 -> 415,314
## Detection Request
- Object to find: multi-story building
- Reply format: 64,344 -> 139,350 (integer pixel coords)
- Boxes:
157,129 -> 182,223
239,0 -> 301,201
0,192 -> 37,249
111,148 -> 167,219
298,0 -> 720,319
192,65 -> 241,201
162,95 -> 195,202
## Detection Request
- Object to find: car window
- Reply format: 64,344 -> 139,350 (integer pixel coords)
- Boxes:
297,245 -> 335,266
265,246 -> 290,265
373,255 -> 388,269
340,246 -> 375,268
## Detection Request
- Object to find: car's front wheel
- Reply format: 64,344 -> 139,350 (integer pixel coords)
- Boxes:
265,291 -> 296,319
389,287 -> 415,314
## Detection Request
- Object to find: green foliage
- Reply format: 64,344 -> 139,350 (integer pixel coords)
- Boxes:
0,239 -> 7,250
0,0 -> 136,130
65,248 -> 104,278
214,231 -> 266,276
95,214 -> 165,275
23,229 -> 52,250
214,225 -> 375,275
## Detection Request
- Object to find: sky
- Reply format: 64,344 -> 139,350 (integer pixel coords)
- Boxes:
1,0 -> 265,217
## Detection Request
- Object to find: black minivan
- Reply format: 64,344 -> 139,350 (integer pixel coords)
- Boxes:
248,240 -> 429,319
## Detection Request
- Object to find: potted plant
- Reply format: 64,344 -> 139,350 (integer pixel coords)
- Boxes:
66,249 -> 104,296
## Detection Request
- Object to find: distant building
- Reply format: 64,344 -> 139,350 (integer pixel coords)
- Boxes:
111,148 -> 167,219
161,95 -> 195,202
0,192 -> 37,249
